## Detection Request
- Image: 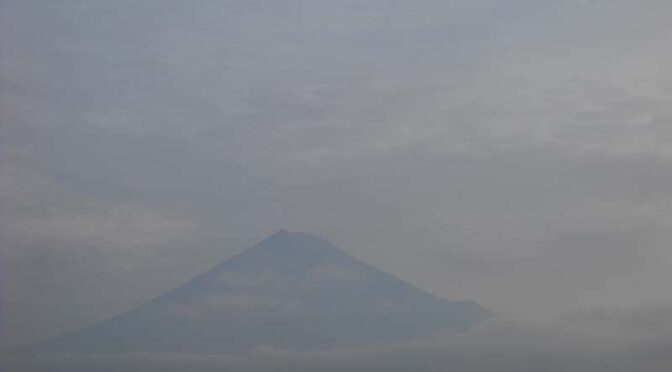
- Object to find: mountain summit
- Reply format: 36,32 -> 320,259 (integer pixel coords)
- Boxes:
32,230 -> 490,353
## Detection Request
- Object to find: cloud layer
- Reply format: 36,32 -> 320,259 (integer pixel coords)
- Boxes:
5,306 -> 672,371
2,0 -> 672,356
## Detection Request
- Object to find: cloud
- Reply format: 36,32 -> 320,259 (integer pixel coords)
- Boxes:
0,161 -> 198,348
2,0 -> 672,353
4,307 -> 672,371
4,206 -> 194,253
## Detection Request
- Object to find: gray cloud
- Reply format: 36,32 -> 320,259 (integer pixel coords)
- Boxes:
1,0 -> 672,358
4,305 -> 672,371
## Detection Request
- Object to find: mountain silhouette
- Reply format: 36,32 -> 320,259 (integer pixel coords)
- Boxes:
30,230 -> 490,353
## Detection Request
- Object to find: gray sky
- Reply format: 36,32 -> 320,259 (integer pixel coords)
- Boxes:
1,0 -> 672,355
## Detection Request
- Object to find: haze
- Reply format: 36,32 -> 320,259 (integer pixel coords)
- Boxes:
1,1 -> 671,370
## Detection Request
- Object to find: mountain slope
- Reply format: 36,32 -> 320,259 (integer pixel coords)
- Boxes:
31,230 -> 490,353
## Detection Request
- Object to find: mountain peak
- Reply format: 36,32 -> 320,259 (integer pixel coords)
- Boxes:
270,228 -> 291,237
244,230 -> 349,260
264,229 -> 314,243
265,229 -> 325,242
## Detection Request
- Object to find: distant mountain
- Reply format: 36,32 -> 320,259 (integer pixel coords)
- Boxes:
30,230 -> 490,353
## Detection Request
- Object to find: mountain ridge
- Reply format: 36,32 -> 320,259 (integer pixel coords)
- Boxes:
26,230 -> 490,354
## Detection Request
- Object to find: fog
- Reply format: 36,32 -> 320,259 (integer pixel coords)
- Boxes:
1,0 -> 671,370
5,310 -> 672,371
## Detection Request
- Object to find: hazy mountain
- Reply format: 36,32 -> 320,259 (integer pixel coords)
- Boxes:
30,230 -> 489,353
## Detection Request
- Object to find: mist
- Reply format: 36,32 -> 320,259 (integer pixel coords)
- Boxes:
1,0 -> 671,370
5,311 -> 672,371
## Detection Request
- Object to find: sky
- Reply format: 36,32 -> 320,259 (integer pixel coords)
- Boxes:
1,0 -> 672,368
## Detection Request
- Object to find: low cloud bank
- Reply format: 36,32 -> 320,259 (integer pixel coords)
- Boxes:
5,306 -> 671,372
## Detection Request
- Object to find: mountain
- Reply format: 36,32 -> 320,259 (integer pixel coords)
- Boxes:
30,230 -> 490,353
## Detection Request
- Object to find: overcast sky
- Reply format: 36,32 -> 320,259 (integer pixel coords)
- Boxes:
1,0 -> 672,361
